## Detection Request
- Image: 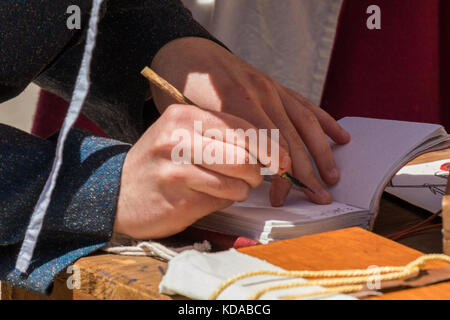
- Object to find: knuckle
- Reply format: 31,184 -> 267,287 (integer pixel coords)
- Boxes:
245,171 -> 264,189
278,133 -> 290,153
204,197 -> 234,215
215,176 -> 251,202
273,133 -> 291,160
296,92 -> 312,106
203,175 -> 223,192
316,140 -> 333,156
151,136 -> 178,156
216,199 -> 235,211
162,166 -> 187,184
240,164 -> 264,188
232,85 -> 253,101
234,181 -> 251,202
164,104 -> 184,119
302,109 -> 319,125
249,73 -> 273,90
164,104 -> 194,121
220,176 -> 235,192
300,167 -> 320,182
254,173 -> 264,187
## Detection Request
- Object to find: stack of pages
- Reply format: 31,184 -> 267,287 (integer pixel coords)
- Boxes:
194,117 -> 450,243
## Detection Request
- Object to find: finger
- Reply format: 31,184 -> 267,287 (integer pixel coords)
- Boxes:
212,109 -> 294,204
183,163 -> 253,202
282,85 -> 351,145
191,106 -> 295,204
204,108 -> 291,174
195,135 -> 263,188
201,106 -> 295,203
255,86 -> 332,204
278,89 -> 340,186
163,187 -> 234,237
279,129 -> 333,204
186,190 -> 234,223
166,104 -> 291,174
270,174 -> 292,207
207,92 -> 295,205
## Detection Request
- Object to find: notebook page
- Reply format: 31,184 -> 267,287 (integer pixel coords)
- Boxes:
385,159 -> 450,213
328,117 -> 445,210
222,180 -> 364,223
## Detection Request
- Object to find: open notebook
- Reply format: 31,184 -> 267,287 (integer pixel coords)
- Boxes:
194,117 -> 450,243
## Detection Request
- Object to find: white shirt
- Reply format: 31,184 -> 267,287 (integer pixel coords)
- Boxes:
182,0 -> 343,105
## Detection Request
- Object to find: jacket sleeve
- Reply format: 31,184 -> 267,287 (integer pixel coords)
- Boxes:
0,125 -> 130,294
1,0 -> 225,143
0,0 -> 219,103
0,0 -> 92,103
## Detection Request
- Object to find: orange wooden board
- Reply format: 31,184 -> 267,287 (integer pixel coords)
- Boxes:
240,227 -> 450,300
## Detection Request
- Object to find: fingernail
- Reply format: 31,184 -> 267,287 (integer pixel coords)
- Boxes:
341,127 -> 351,139
318,189 -> 332,203
272,199 -> 284,207
270,184 -> 284,207
280,156 -> 290,172
328,168 -> 339,181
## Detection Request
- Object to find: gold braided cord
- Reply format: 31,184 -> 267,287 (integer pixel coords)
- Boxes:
208,267 -> 404,300
209,254 -> 450,300
280,285 -> 364,300
248,268 -> 419,300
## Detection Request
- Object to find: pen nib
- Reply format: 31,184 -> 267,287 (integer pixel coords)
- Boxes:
280,172 -> 315,194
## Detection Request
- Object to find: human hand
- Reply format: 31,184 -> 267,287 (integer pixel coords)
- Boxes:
149,37 -> 350,206
114,104 -> 289,239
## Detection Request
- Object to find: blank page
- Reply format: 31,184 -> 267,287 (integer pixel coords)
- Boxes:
328,117 -> 445,210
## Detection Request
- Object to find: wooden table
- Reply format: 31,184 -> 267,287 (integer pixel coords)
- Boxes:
3,226 -> 449,300
2,150 -> 450,300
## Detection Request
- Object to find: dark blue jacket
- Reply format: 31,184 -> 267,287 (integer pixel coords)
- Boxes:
0,0 -> 219,294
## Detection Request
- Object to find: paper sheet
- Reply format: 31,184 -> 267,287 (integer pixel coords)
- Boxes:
328,117 -> 446,210
227,181 -> 363,222
385,159 -> 450,213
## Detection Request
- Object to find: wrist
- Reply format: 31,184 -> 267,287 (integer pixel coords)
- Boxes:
150,37 -> 232,114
